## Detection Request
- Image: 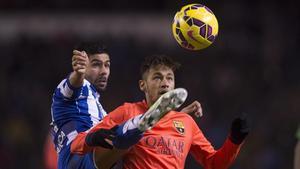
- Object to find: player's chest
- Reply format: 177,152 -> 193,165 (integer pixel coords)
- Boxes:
138,117 -> 193,157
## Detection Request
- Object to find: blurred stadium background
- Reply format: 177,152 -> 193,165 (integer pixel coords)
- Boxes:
0,0 -> 299,168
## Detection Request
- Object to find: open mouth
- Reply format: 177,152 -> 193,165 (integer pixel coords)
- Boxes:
159,90 -> 169,95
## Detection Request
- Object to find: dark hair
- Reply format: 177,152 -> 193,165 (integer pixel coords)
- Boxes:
140,54 -> 181,78
75,41 -> 108,56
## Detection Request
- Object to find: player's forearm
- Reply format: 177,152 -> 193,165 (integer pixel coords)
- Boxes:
85,119 -> 144,150
207,138 -> 242,169
71,124 -> 114,154
69,71 -> 84,88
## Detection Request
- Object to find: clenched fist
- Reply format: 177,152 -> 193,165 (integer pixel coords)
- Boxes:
72,50 -> 89,75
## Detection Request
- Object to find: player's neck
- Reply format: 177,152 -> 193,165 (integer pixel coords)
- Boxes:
145,97 -> 154,107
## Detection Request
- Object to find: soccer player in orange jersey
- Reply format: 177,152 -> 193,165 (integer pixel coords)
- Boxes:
71,54 -> 250,169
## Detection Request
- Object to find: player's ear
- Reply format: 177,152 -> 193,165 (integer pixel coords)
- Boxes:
139,80 -> 146,92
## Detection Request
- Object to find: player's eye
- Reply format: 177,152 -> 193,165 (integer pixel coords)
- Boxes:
92,62 -> 101,67
153,76 -> 161,80
104,63 -> 110,68
167,77 -> 174,81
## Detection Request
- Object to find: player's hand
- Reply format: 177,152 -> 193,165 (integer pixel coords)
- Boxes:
85,117 -> 144,150
180,101 -> 203,118
72,50 -> 89,76
229,113 -> 251,145
85,127 -> 117,149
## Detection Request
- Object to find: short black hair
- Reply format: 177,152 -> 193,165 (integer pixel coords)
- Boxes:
140,54 -> 181,78
75,41 -> 108,56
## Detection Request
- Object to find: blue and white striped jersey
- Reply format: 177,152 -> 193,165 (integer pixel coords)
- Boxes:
51,77 -> 107,146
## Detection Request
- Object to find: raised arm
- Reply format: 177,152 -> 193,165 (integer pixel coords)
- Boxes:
69,50 -> 89,88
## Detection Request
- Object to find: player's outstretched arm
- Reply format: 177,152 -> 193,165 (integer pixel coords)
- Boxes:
69,50 -> 89,88
85,115 -> 144,150
190,113 -> 250,169
211,113 -> 250,168
70,103 -> 145,155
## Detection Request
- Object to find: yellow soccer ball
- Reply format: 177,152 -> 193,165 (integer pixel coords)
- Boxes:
172,4 -> 219,50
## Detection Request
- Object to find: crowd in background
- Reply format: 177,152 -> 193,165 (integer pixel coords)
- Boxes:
0,0 -> 299,169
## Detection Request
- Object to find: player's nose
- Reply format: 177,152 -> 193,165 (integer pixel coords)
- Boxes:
160,78 -> 170,89
99,66 -> 109,76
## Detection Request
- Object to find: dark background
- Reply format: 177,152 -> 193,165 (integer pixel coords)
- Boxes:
0,0 -> 299,168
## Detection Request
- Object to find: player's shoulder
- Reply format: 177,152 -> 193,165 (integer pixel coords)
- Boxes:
122,101 -> 145,108
173,111 -> 194,118
56,78 -> 67,88
118,101 -> 146,116
108,101 -> 145,121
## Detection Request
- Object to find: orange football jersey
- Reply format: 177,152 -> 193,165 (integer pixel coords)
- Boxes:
71,100 -> 241,169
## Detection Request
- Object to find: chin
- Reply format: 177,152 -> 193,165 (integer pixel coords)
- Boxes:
96,85 -> 107,92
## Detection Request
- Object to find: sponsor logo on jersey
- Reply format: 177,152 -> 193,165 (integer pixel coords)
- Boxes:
173,120 -> 185,135
143,136 -> 185,158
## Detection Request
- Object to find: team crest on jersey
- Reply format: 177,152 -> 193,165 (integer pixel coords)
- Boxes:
173,120 -> 185,135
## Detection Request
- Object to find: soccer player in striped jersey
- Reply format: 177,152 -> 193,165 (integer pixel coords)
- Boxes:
50,42 -> 111,168
71,54 -> 250,169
